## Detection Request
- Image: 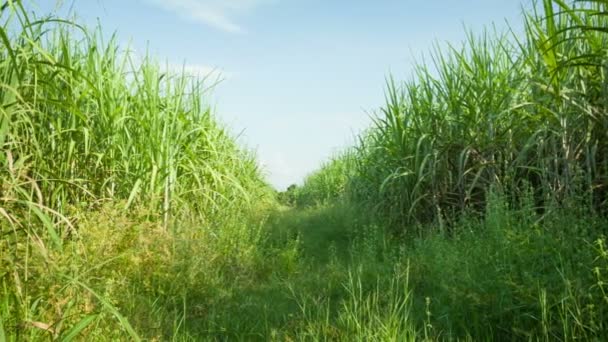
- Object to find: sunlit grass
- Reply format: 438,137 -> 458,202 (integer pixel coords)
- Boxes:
1,1 -> 273,339
296,0 -> 608,231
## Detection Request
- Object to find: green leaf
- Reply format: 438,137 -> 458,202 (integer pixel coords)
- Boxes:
0,315 -> 6,342
30,205 -> 63,251
62,277 -> 141,342
0,26 -> 22,82
125,178 -> 142,210
61,314 -> 98,342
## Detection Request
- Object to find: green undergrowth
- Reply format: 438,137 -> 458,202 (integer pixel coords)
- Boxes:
263,197 -> 608,341
2,193 -> 607,340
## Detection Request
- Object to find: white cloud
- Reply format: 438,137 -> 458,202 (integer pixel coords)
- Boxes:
143,0 -> 277,33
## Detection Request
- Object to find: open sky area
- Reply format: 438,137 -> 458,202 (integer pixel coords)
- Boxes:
35,0 -> 532,190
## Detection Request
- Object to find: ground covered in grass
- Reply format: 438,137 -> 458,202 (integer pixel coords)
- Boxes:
195,198 -> 608,340
6,196 -> 606,340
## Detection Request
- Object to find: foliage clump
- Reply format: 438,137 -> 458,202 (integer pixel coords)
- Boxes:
299,0 -> 608,233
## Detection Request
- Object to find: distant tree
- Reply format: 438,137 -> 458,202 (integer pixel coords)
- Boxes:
278,184 -> 298,206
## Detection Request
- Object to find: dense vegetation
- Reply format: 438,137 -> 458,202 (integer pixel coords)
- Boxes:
0,2 -> 274,340
1,0 -> 607,340
287,0 -> 608,339
295,1 -> 608,230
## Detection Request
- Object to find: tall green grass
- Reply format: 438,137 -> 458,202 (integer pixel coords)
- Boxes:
1,2 -> 274,339
0,1 -> 271,228
287,0 -> 608,339
298,0 -> 607,232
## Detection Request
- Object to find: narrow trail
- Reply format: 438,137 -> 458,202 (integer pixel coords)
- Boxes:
197,204 -> 410,340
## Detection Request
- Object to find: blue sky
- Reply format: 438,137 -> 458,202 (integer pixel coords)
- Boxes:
37,0 -> 531,190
